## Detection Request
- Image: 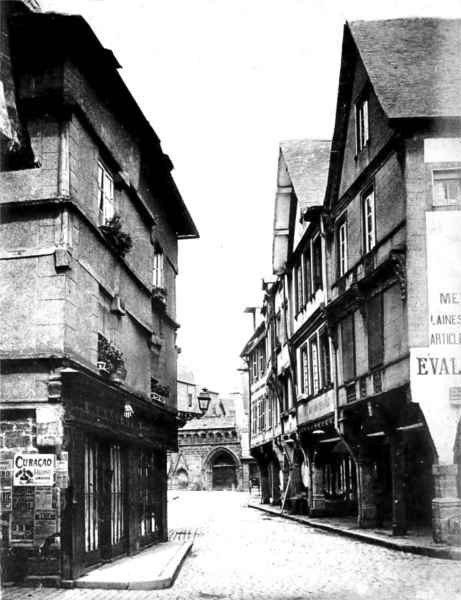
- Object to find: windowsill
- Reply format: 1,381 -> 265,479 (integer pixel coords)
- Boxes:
303,385 -> 334,402
354,139 -> 371,161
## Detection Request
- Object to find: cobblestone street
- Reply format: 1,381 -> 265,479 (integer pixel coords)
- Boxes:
4,491 -> 461,600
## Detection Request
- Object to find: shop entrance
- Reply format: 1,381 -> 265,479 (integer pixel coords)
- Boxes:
84,437 -> 127,566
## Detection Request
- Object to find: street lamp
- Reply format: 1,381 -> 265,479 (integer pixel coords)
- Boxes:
197,388 -> 211,415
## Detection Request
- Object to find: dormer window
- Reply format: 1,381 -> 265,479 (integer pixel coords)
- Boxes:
356,98 -> 369,153
98,161 -> 114,225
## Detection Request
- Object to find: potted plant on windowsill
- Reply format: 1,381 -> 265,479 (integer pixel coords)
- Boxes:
97,335 -> 126,384
152,382 -> 170,396
99,212 -> 133,258
151,285 -> 168,304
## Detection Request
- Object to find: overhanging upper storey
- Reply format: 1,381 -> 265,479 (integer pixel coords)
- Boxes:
9,9 -> 199,240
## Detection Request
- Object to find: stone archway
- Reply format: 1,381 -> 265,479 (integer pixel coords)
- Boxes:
204,447 -> 242,491
175,468 -> 189,490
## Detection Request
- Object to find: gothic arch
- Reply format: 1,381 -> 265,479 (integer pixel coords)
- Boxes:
204,446 -> 242,491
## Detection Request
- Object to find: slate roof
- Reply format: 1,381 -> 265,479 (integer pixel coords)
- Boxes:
280,140 -> 331,210
180,415 -> 236,431
177,365 -> 196,386
349,18 -> 461,118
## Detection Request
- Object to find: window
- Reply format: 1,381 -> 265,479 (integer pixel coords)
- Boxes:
259,343 -> 265,376
338,220 -> 348,277
138,450 -> 156,538
251,400 -> 257,435
188,392 -> 193,408
312,236 -> 323,293
85,437 -> 100,552
153,250 -> 164,287
433,169 -> 461,206
356,98 -> 369,153
303,247 -> 311,300
267,396 -> 272,429
252,350 -> 258,380
309,337 -> 319,395
368,294 -> 384,369
257,397 -> 265,432
320,330 -> 332,387
324,456 -> 355,497
341,314 -> 355,383
363,188 -> 375,253
295,263 -> 303,313
300,345 -> 309,395
110,444 -> 125,545
98,162 -> 114,225
275,313 -> 281,347
98,286 -> 112,340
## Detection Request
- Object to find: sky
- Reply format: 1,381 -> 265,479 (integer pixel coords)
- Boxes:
40,0 -> 461,394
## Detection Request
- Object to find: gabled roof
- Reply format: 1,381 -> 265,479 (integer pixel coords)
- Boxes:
280,140 -> 331,210
349,18 -> 461,119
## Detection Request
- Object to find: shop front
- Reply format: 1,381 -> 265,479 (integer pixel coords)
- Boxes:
1,369 -> 176,585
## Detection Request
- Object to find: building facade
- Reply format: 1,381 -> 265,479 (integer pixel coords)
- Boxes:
0,1 -> 197,584
243,18 -> 461,545
169,388 -> 244,492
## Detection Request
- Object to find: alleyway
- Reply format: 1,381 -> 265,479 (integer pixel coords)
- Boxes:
4,491 -> 461,600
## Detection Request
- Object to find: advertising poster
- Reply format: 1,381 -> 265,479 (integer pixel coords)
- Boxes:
35,487 -> 54,511
12,487 -> 34,511
11,511 -> 34,543
55,451 -> 69,489
1,513 -> 10,547
0,459 -> 13,511
34,511 -> 57,547
13,454 -> 55,486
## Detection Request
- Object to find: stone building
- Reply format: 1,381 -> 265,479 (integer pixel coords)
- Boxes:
242,18 -> 461,545
169,380 -> 244,491
0,1 -> 197,585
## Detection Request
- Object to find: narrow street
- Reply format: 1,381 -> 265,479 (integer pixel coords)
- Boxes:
4,491 -> 461,600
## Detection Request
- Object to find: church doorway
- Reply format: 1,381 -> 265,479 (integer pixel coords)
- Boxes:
212,453 -> 237,490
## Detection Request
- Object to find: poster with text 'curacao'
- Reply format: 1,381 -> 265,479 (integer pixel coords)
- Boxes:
13,454 -> 55,486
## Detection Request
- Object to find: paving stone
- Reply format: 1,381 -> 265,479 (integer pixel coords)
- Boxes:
3,492 -> 461,600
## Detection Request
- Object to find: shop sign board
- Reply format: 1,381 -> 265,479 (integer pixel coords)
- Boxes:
13,454 -> 55,486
